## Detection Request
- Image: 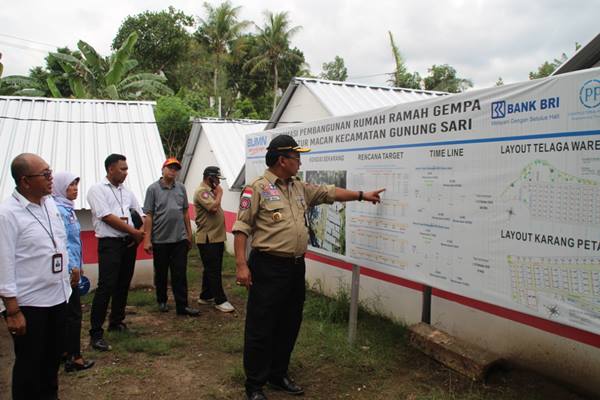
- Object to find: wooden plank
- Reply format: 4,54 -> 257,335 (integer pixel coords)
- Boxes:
409,322 -> 502,381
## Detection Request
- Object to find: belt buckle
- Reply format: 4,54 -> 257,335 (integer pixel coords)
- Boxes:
294,255 -> 303,264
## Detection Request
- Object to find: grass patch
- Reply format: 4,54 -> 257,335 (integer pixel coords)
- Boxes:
220,331 -> 244,354
119,336 -> 185,356
127,287 -> 156,307
96,365 -> 138,380
229,364 -> 245,385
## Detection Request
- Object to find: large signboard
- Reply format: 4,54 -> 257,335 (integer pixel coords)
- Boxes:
245,68 -> 600,334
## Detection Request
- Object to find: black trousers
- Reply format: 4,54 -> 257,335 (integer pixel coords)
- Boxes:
244,251 -> 306,394
89,237 -> 136,339
153,240 -> 189,312
197,242 -> 227,305
65,285 -> 82,357
11,302 -> 67,400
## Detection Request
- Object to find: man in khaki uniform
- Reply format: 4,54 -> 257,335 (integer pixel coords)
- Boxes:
194,166 -> 234,313
233,135 -> 384,400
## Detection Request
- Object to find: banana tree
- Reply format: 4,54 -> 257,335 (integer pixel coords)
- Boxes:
50,32 -> 173,100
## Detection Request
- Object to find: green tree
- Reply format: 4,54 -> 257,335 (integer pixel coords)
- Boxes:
170,40 -> 213,92
320,55 -> 347,81
529,42 -> 582,80
0,75 -> 46,96
423,64 -> 472,93
195,1 -> 249,99
51,32 -> 173,100
529,60 -> 562,80
387,32 -> 421,89
176,86 -> 217,116
112,7 -> 194,83
230,97 -> 260,119
154,96 -> 195,158
245,11 -> 302,112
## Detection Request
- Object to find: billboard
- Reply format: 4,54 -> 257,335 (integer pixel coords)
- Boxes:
245,68 -> 600,334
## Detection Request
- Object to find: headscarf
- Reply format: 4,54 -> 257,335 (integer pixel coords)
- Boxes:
52,171 -> 79,208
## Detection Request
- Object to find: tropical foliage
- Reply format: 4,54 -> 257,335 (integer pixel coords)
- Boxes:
195,1 -> 249,98
112,7 -> 194,81
423,64 -> 473,93
49,32 -> 173,100
387,32 -> 421,89
245,11 -> 303,112
320,56 -> 347,81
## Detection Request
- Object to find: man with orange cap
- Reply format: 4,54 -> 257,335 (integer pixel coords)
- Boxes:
143,158 -> 199,316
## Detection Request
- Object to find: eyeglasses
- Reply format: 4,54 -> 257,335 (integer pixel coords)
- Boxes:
25,169 -> 53,180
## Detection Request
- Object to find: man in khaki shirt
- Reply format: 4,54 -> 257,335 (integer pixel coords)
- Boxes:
194,166 -> 234,313
233,135 -> 384,400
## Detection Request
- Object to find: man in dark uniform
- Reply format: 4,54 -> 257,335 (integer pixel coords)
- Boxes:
233,135 -> 384,400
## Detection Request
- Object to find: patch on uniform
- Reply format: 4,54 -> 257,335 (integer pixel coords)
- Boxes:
242,188 -> 253,199
201,191 -> 210,199
240,197 -> 251,210
261,191 -> 281,201
261,185 -> 281,201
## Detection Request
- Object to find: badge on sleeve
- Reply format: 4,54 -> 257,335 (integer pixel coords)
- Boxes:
201,191 -> 210,199
240,187 -> 253,210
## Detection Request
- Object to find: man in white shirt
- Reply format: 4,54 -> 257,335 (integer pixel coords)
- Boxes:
0,153 -> 71,400
86,154 -> 144,351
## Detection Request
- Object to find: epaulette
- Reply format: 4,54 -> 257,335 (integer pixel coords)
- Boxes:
249,176 -> 266,187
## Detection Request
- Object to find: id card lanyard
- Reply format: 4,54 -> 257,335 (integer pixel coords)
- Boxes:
109,184 -> 129,223
18,197 -> 64,274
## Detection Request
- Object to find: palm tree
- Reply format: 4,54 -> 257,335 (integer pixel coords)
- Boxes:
195,1 -> 249,99
245,11 -> 302,112
50,32 -> 173,100
387,31 -> 421,89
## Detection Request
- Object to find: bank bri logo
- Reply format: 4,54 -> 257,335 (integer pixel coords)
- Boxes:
491,101 -> 506,119
579,79 -> 600,109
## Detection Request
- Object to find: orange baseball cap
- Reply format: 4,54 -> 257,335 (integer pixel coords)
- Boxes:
162,157 -> 182,169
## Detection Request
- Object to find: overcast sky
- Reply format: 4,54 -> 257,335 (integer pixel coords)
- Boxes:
1,0 -> 598,90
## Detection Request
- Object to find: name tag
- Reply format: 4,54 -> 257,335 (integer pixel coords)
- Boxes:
52,253 -> 63,274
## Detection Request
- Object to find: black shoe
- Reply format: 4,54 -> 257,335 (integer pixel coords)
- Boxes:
108,322 -> 128,332
65,357 -> 95,373
158,303 -> 169,312
90,337 -> 111,352
268,376 -> 304,395
176,307 -> 200,316
246,390 -> 267,400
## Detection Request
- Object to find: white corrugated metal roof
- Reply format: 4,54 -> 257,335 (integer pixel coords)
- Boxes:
300,78 -> 447,116
0,96 -> 166,209
268,78 -> 447,129
553,33 -> 600,75
180,118 -> 266,185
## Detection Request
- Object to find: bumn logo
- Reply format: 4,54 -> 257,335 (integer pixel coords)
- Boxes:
491,101 -> 506,119
579,79 -> 600,109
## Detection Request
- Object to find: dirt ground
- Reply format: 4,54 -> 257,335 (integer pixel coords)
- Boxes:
0,252 -> 594,400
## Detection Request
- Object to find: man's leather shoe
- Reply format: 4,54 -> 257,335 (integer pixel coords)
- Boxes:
65,357 -> 95,373
176,307 -> 200,316
246,390 -> 267,400
90,338 -> 111,352
158,302 -> 169,312
268,376 -> 304,395
108,322 -> 128,332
